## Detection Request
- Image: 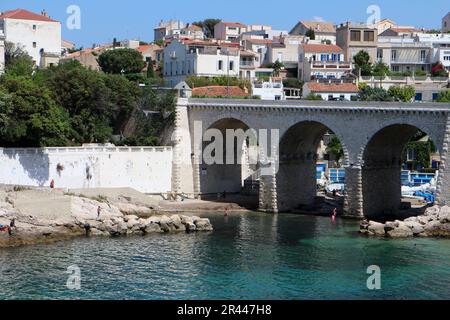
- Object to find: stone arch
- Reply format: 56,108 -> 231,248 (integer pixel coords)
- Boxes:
276,120 -> 349,212
198,117 -> 256,196
361,123 -> 437,219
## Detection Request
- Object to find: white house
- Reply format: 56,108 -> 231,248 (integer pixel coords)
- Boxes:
154,20 -> 186,41
0,9 -> 61,68
416,33 -> 450,72
303,82 -> 359,101
298,43 -> 352,81
163,39 -> 240,87
443,12 -> 450,33
0,30 -> 5,74
214,21 -> 247,42
290,21 -> 336,44
252,78 -> 285,100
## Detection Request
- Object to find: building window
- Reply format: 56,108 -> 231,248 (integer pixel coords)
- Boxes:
275,95 -> 281,100
218,60 -> 223,70
33,25 -> 37,30
432,93 -> 439,101
391,50 -> 397,62
350,30 -> 361,41
392,65 -> 400,72
229,61 -> 234,71
364,31 -> 375,42
328,95 -> 334,100
415,93 -> 423,101
33,42 -> 37,48
420,50 -> 426,62
377,49 -> 383,61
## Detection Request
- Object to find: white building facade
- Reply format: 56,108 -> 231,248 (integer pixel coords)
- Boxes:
164,39 -> 240,87
298,44 -> 352,81
214,22 -> 247,42
0,9 -> 61,68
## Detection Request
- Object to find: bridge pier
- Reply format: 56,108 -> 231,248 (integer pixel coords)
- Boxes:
343,166 -> 364,218
436,115 -> 450,206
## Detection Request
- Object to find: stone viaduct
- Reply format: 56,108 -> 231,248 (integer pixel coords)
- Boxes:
171,98 -> 450,218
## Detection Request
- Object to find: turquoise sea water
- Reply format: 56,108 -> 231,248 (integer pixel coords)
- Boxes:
0,212 -> 449,300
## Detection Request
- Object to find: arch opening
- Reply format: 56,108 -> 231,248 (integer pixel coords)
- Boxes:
277,121 -> 346,213
362,124 -> 439,221
198,118 -> 259,209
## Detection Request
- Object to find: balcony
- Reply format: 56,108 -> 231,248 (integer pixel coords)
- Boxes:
311,61 -> 352,70
240,60 -> 255,68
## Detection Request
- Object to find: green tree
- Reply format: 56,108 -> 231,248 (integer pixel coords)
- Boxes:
0,76 -> 71,147
305,28 -> 316,40
304,93 -> 323,100
192,19 -> 221,38
353,50 -> 372,76
436,90 -> 450,102
326,136 -> 344,166
97,48 -> 146,75
4,41 -> 35,77
271,60 -> 285,77
36,61 -> 135,143
372,61 -> 390,77
388,85 -> 416,102
358,86 -> 393,101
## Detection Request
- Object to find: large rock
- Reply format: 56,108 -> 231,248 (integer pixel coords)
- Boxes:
386,222 -> 414,238
424,206 -> 440,217
195,218 -> 213,232
368,221 -> 386,236
116,203 -> 153,217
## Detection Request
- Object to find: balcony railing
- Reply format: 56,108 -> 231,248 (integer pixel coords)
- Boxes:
240,61 -> 255,68
311,62 -> 352,70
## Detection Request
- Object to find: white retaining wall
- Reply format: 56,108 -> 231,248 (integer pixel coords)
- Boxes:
0,147 -> 173,193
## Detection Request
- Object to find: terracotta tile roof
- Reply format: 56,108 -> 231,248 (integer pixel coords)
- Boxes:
222,22 -> 246,28
245,39 -> 273,45
300,21 -> 336,33
136,44 -> 161,53
305,83 -> 358,93
301,44 -> 343,53
390,27 -> 416,33
240,50 -> 257,56
192,86 -> 248,97
0,9 -> 59,23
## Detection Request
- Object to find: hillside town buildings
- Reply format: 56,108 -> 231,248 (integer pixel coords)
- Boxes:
0,7 -> 449,101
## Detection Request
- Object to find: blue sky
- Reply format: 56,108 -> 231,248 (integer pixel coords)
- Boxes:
1,0 -> 448,47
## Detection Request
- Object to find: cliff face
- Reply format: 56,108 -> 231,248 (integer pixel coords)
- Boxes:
360,205 -> 450,238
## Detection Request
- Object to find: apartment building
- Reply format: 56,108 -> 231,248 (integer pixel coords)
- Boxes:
416,33 -> 450,71
0,9 -> 61,68
267,35 -> 304,77
214,21 -> 247,42
377,37 -> 432,74
443,12 -> 450,33
298,44 -> 352,81
154,20 -> 186,41
336,22 -> 378,63
290,21 -> 336,44
163,39 -> 240,87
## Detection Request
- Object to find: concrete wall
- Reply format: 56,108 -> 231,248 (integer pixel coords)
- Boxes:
0,147 -> 173,193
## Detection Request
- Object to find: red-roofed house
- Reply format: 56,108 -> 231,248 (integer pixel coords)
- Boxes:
303,82 -> 359,101
298,43 -> 353,81
214,21 -> 247,42
0,9 -> 61,67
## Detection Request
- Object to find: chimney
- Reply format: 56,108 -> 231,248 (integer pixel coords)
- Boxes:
41,9 -> 48,17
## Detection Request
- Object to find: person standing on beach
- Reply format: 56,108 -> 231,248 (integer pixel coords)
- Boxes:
97,206 -> 102,220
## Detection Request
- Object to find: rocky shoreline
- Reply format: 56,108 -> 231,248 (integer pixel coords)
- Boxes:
360,205 -> 450,238
0,187 -> 213,248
